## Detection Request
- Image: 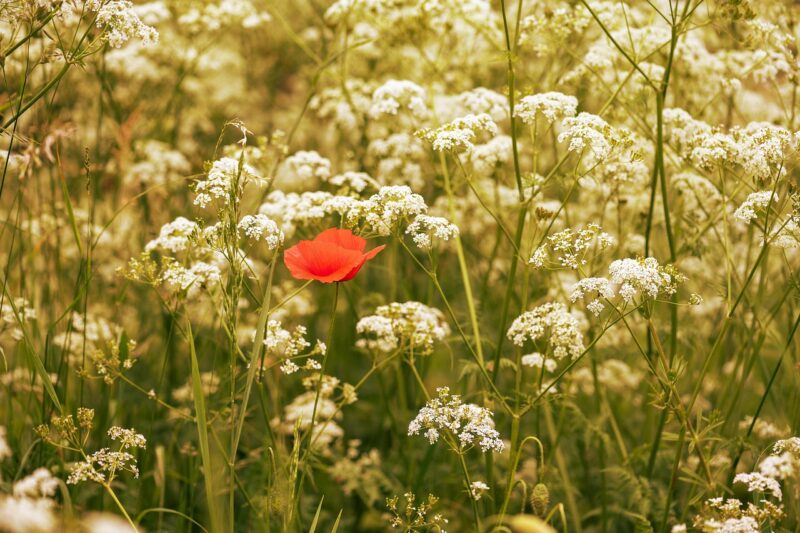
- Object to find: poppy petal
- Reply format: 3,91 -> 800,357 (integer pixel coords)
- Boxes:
296,241 -> 364,282
339,245 -> 386,281
314,228 -> 367,252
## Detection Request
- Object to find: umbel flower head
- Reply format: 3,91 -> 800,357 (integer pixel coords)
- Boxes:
284,228 -> 385,283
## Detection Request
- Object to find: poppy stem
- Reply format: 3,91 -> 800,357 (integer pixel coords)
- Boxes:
290,281 -> 340,526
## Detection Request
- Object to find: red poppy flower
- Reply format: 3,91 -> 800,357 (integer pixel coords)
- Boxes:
283,228 -> 385,283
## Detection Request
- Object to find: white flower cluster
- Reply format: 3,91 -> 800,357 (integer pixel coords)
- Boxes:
284,150 -> 332,183
529,224 -> 616,270
521,352 -> 557,373
311,80 -> 375,134
107,426 -> 147,450
67,426 -> 146,485
125,140 -> 190,187
569,277 -> 615,316
405,215 -> 460,250
608,257 -> 682,303
88,0 -> 159,48
408,387 -> 504,453
769,219 -> 800,249
11,468 -> 58,499
178,0 -> 271,32
734,122 -> 798,180
664,109 -> 798,179
692,494 -> 783,532
370,80 -> 428,119
145,216 -> 199,254
507,303 -> 584,360
258,185 -> 426,238
456,88 -> 508,121
368,133 -> 426,190
470,135 -> 512,176
514,92 -> 578,124
259,190 -> 334,237
733,191 -> 777,224
469,481 -> 490,501
558,112 -> 631,164
418,113 -> 498,153
733,472 -> 782,501
162,260 -> 222,296
275,387 -> 344,449
1,297 -> 36,341
261,320 -> 325,375
701,516 -> 759,532
237,214 -> 284,249
352,185 -> 428,236
194,157 -> 260,208
0,468 -> 58,533
356,301 -> 450,356
328,171 -> 376,193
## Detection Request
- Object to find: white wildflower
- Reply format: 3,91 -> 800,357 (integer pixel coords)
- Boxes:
408,387 -> 504,453
370,80 -> 428,118
608,257 -> 683,303
558,112 -> 631,164
733,472 -> 782,500
405,215 -> 459,250
145,217 -> 199,254
418,114 -> 498,153
515,92 -> 578,124
237,214 -> 284,249
88,0 -> 159,48
357,301 -> 450,355
733,191 -> 778,224
507,303 -> 584,360
284,151 -> 332,183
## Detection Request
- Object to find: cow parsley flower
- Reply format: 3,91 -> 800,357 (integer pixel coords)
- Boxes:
284,150 -> 332,183
733,191 -> 777,223
0,494 -> 56,533
469,481 -> 490,501
733,472 -> 782,500
470,135 -> 512,176
418,114 -> 498,153
405,215 -> 459,250
408,387 -> 504,453
237,214 -> 284,249
558,112 -> 631,164
529,224 -> 616,269
145,217 -> 199,254
515,92 -> 578,124
107,427 -> 147,450
507,303 -> 584,360
353,185 -> 428,236
570,277 -> 615,316
162,261 -> 222,296
370,80 -> 428,118
357,301 -> 450,355
258,191 -> 333,237
457,88 -> 508,121
734,122 -> 797,181
12,469 -> 58,499
328,171 -> 376,193
88,0 -> 159,48
608,257 -> 683,303
521,352 -> 557,372
194,157 -> 259,208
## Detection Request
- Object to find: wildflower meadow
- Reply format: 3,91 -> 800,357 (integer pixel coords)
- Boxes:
2,0 -> 800,531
